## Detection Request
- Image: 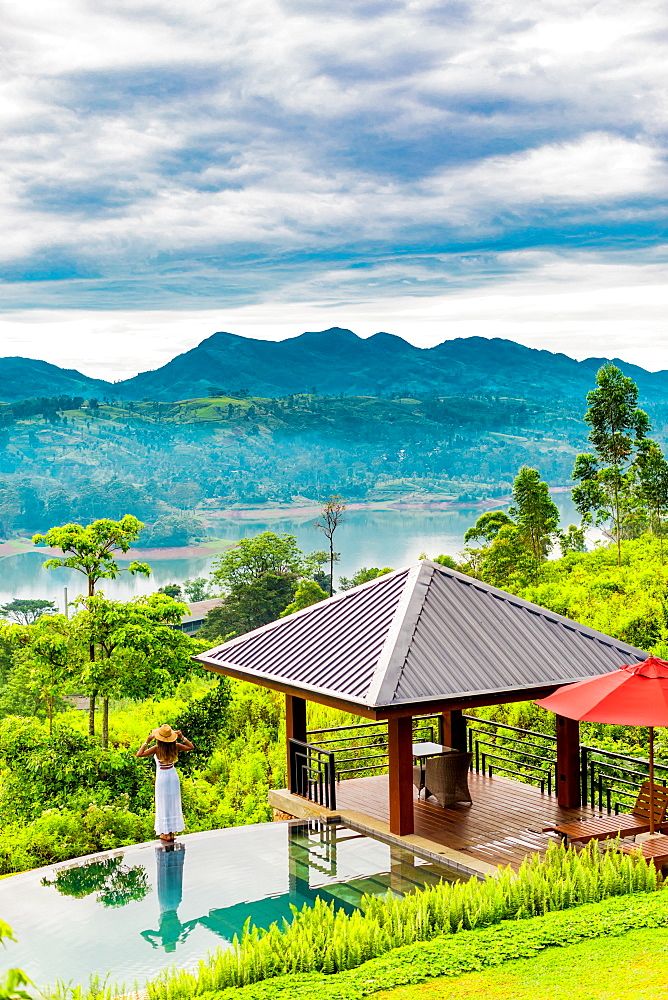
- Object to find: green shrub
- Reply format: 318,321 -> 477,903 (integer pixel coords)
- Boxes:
182,890 -> 668,1000
0,803 -> 153,874
145,840 -> 659,999
0,719 -> 153,821
174,679 -> 232,774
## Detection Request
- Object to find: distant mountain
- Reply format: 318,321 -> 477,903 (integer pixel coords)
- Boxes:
0,357 -> 115,403
115,328 -> 668,404
1,330 -> 667,404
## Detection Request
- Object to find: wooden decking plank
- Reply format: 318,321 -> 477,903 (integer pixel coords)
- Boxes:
334,772 -> 608,870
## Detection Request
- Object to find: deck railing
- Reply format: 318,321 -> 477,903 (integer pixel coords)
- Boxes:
580,744 -> 668,814
288,738 -> 337,809
294,715 -> 668,815
306,715 -> 442,779
464,715 -> 557,794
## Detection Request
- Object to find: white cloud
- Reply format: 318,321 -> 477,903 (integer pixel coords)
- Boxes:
0,0 -> 666,360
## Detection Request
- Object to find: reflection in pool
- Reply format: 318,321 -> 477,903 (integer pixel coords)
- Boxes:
141,844 -> 196,953
0,820 -> 461,989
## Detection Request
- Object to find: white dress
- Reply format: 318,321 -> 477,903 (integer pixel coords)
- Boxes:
154,756 -> 185,835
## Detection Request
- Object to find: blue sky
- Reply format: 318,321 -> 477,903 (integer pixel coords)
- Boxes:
1,0 -> 666,379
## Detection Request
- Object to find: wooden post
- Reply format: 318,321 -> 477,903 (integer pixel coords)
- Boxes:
556,714 -> 580,808
388,716 -> 414,835
441,709 -> 467,751
286,694 -> 307,790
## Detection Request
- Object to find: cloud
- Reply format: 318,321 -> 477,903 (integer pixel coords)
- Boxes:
0,0 -> 666,367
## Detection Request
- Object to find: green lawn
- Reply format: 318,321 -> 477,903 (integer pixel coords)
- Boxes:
376,926 -> 668,1000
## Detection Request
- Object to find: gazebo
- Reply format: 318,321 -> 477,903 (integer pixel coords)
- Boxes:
194,561 -> 645,840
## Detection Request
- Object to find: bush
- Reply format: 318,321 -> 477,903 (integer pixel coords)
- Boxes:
174,679 -> 232,774
180,891 -> 668,1000
146,840 -> 659,998
0,803 -> 153,874
0,719 -> 153,821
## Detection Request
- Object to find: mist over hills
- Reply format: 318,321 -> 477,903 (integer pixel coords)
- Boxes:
2,328 -> 667,403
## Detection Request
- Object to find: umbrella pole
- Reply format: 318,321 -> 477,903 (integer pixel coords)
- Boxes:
649,727 -> 655,835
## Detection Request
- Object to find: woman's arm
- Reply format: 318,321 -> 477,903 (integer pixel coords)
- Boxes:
136,733 -> 158,758
176,730 -> 194,751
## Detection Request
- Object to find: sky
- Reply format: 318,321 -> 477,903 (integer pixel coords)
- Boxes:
1,0 -> 667,381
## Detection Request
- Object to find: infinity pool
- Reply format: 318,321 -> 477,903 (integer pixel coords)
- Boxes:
0,820 -> 460,990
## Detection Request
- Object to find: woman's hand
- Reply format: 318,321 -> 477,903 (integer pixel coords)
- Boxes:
176,730 -> 183,738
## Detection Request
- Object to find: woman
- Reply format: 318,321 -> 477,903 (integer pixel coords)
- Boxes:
136,724 -> 194,842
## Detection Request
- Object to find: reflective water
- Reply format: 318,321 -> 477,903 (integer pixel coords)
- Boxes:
0,497 -> 589,605
0,820 -> 459,990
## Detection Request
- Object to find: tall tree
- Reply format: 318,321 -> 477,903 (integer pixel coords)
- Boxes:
509,467 -> 560,577
572,364 -> 649,565
314,495 -> 346,595
33,516 -> 151,736
72,593 -> 194,747
633,439 -> 668,563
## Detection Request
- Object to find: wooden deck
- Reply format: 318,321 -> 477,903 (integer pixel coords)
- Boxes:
334,772 -> 605,870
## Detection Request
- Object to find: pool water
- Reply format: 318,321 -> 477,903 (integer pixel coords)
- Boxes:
0,820 -> 459,990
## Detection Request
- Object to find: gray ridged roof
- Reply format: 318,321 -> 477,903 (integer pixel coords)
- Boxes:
194,561 -> 647,710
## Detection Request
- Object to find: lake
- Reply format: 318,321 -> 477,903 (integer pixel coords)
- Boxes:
0,496 -> 592,608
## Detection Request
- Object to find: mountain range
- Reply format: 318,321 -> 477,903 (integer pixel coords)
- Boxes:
2,328 -> 668,404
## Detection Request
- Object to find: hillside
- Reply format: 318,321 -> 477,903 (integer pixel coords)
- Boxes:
0,390 -> 597,538
0,357 -> 113,402
1,330 -> 668,404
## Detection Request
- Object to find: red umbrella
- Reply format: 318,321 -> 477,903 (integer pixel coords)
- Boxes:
536,656 -> 668,834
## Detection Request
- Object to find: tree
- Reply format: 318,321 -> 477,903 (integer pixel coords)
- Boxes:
463,511 -> 514,545
459,469 -> 558,585
338,566 -> 393,591
477,523 -> 535,589
33,516 -> 151,736
572,364 -> 649,565
210,532 -> 306,591
158,583 -> 183,600
72,593 -> 194,747
281,580 -> 328,616
557,525 -> 587,556
633,439 -> 668,563
198,571 -> 298,641
509,467 -> 560,577
314,495 -> 346,595
0,599 -> 57,625
173,679 -> 232,773
2,615 -> 83,734
183,577 -> 215,602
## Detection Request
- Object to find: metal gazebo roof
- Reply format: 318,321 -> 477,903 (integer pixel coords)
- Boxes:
193,561 -> 647,717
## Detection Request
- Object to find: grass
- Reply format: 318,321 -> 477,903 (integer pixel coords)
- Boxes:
375,926 -> 668,999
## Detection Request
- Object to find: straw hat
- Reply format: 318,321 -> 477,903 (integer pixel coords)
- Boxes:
152,723 -> 178,742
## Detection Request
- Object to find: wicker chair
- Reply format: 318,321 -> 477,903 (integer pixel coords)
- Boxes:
423,752 -> 473,808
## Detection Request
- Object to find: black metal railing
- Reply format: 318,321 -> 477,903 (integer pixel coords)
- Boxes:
293,714 -> 668,817
580,744 -> 668,814
306,715 -> 441,780
464,715 -> 557,794
288,738 -> 337,809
